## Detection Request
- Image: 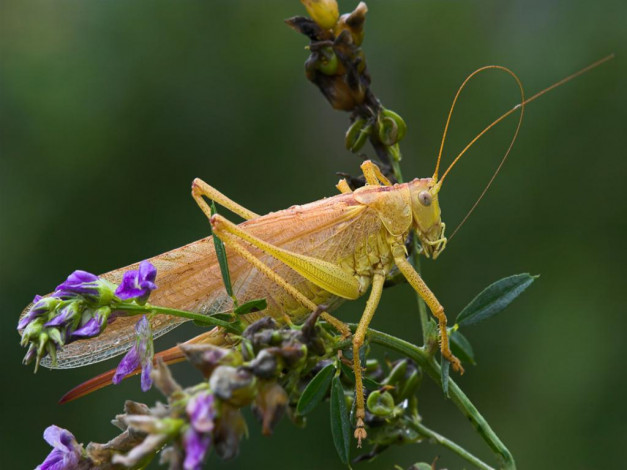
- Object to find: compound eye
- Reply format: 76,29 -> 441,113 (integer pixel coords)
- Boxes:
418,190 -> 432,206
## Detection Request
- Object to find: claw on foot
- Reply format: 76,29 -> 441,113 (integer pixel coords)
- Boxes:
354,417 -> 367,448
449,355 -> 464,374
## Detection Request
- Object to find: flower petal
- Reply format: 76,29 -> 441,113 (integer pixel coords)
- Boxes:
38,426 -> 81,470
56,270 -> 99,296
112,346 -> 141,384
138,260 -> 157,286
140,358 -> 153,392
186,392 -> 216,433
71,317 -> 101,338
115,261 -> 157,301
183,428 -> 211,470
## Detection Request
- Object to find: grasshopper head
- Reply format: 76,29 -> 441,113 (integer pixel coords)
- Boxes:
408,178 -> 446,259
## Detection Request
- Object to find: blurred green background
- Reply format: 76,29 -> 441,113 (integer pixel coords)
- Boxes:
1,1 -> 625,468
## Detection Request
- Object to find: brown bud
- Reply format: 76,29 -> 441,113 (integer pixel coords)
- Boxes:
252,382 -> 288,436
334,1 -> 368,46
209,366 -> 257,407
213,405 -> 247,460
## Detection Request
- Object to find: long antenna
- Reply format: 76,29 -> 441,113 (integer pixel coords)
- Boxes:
433,65 -> 524,180
436,66 -> 525,186
441,54 -> 614,240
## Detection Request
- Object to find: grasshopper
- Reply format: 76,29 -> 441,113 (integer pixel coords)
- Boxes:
22,56 -> 612,445
52,159 -> 461,445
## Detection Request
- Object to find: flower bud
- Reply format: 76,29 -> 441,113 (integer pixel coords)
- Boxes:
345,118 -> 372,152
181,343 -> 237,378
213,405 -> 247,460
301,0 -> 339,29
209,366 -> 257,407
377,108 -> 407,146
316,47 -> 339,75
334,2 -> 368,46
383,358 -> 408,386
122,415 -> 183,436
249,349 -> 279,379
252,382 -> 288,436
367,390 -> 396,418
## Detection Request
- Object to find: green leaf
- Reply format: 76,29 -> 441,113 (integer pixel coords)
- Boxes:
455,273 -> 537,327
297,363 -> 335,415
409,464 -> 434,470
210,313 -> 236,322
441,357 -> 450,397
330,376 -> 351,465
450,330 -> 476,365
209,202 -> 234,298
234,298 -> 267,315
339,362 -> 381,390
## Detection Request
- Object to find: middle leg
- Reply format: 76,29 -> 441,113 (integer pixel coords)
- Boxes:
352,272 -> 385,447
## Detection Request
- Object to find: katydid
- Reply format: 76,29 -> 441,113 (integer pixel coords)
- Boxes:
20,56 -> 613,445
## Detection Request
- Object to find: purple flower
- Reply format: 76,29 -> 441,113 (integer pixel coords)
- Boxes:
115,261 -> 157,303
44,304 -> 77,328
55,270 -> 100,297
112,315 -> 154,391
18,296 -> 61,331
70,317 -> 100,338
187,392 -> 216,433
182,391 -> 215,469
183,428 -> 211,470
36,425 -> 82,470
68,307 -> 111,340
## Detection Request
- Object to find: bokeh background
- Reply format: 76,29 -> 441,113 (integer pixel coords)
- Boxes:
1,1 -> 625,468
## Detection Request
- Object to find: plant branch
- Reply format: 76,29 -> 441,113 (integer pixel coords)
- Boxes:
363,327 -> 516,470
114,303 -> 242,334
408,421 -> 494,470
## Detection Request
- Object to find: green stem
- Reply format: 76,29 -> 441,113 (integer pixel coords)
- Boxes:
114,303 -> 242,334
408,421 -> 494,470
364,327 -> 516,470
410,238 -> 430,344
390,156 -> 404,183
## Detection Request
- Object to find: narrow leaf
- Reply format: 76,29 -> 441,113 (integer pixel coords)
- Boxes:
456,273 -> 537,327
297,363 -> 335,415
410,464 -> 434,470
441,357 -> 450,397
450,330 -> 476,365
330,376 -> 351,465
234,298 -> 267,315
209,202 -> 234,297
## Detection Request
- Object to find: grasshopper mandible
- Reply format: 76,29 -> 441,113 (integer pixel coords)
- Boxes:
21,55 -> 612,445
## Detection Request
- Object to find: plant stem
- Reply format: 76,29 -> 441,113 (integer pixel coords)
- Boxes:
114,303 -> 242,334
407,421 -> 494,470
410,239 -> 430,344
364,327 -> 516,470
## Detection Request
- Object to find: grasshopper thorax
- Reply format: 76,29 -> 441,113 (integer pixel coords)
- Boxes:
408,178 -> 446,259
353,178 -> 447,260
